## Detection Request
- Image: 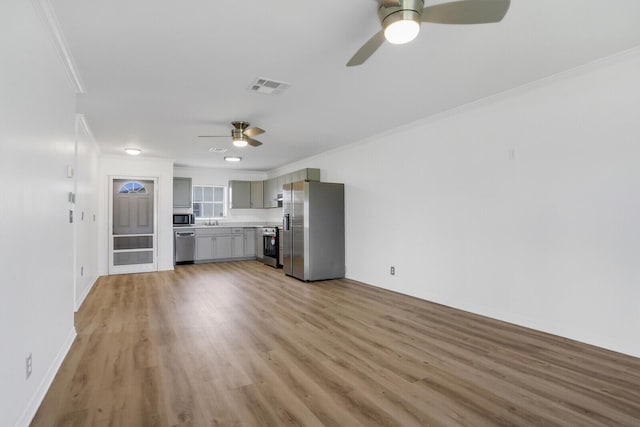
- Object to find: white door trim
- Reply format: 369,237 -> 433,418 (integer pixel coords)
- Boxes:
108,175 -> 159,275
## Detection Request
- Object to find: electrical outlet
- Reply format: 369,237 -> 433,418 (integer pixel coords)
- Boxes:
390,266 -> 395,275
26,353 -> 32,379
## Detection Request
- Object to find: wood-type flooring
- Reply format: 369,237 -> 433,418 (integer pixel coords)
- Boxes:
32,261 -> 640,426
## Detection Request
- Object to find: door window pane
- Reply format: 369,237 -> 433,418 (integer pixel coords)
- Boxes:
114,251 -> 153,266
114,235 -> 153,250
118,181 -> 147,194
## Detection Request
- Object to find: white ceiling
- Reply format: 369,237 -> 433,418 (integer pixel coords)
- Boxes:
52,0 -> 640,171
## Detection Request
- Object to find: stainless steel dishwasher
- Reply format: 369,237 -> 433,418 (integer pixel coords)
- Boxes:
174,229 -> 195,264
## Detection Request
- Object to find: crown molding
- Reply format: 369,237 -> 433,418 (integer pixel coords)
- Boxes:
268,44 -> 640,177
31,0 -> 86,94
77,114 -> 95,142
77,114 -> 100,153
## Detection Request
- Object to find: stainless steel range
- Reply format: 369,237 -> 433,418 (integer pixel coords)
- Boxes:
262,227 -> 279,268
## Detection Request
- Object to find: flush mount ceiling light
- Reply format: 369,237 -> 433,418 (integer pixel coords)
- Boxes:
124,148 -> 142,156
224,156 -> 242,162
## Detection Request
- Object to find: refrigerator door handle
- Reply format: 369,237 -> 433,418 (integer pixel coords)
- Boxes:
283,213 -> 290,231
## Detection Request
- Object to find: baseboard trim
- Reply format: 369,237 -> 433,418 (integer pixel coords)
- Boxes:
14,327 -> 77,427
75,274 -> 99,312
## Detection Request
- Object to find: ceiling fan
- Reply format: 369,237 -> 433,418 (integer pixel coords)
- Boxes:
347,0 -> 511,66
198,121 -> 265,147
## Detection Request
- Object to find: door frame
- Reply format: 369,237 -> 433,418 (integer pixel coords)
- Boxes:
108,175 -> 159,275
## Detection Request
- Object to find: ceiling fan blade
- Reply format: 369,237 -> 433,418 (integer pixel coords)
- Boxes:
422,0 -> 510,24
243,127 -> 265,137
347,31 -> 386,67
246,137 -> 263,147
198,135 -> 228,138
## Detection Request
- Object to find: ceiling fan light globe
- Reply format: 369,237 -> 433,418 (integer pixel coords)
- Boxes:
384,19 -> 420,44
233,138 -> 248,147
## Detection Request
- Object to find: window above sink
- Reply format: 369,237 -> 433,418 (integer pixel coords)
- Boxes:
193,185 -> 226,219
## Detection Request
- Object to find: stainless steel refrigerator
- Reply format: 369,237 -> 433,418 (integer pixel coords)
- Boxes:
282,181 -> 345,281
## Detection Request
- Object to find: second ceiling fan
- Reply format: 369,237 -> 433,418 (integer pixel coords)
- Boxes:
199,121 -> 265,147
347,0 -> 511,66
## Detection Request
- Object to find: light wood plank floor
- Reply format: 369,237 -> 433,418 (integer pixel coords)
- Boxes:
32,261 -> 640,426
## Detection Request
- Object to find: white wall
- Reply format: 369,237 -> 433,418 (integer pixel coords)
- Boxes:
74,116 -> 100,309
0,0 -> 79,425
272,48 -> 640,357
173,166 -> 281,223
98,155 -> 175,275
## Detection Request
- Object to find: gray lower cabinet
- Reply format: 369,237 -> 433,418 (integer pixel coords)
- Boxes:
196,228 -> 230,260
195,227 -> 258,261
231,228 -> 244,258
213,235 -> 231,259
244,228 -> 256,257
256,228 -> 263,259
195,234 -> 214,261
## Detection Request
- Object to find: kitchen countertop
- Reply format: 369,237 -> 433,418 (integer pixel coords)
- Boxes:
174,222 -> 280,230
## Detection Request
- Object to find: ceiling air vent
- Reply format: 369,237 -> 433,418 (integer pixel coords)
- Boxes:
208,147 -> 228,153
248,77 -> 290,95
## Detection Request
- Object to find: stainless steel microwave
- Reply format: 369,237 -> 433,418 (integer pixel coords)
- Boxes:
173,213 -> 195,226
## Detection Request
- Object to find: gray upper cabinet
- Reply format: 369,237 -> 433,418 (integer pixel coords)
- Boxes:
263,178 -> 278,208
230,169 -> 320,210
229,180 -> 251,209
173,177 -> 192,208
229,180 -> 264,209
283,168 -> 321,185
250,181 -> 263,208
304,168 -> 321,182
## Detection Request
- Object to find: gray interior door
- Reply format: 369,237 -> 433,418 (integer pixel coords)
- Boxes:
113,179 -> 154,235
111,179 -> 155,270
